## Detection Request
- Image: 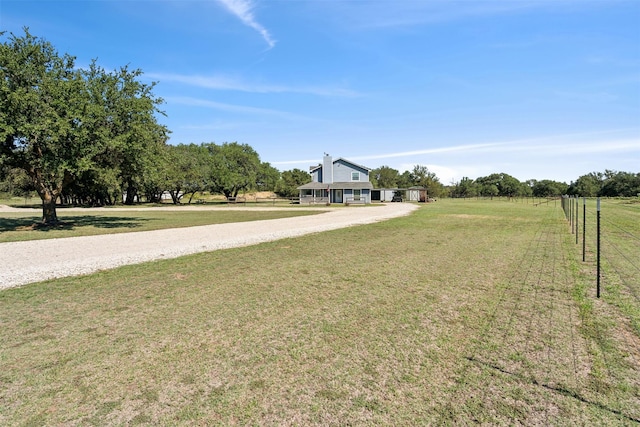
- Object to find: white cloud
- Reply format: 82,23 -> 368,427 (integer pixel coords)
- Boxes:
147,72 -> 358,97
216,0 -> 275,49
350,143 -> 507,161
167,96 -> 298,118
350,130 -> 640,163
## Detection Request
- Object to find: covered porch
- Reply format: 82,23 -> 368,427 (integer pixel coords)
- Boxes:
298,182 -> 372,204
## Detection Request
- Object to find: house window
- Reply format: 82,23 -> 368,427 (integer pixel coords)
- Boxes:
351,171 -> 360,181
354,189 -> 361,201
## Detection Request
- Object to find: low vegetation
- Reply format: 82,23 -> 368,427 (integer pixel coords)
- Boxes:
1,200 -> 638,425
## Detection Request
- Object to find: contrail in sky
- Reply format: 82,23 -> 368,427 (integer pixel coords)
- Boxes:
216,0 -> 276,49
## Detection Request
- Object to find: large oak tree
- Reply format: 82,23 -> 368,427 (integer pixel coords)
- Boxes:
0,29 -> 167,223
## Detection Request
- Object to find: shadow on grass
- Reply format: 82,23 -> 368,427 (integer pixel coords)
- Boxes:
465,356 -> 640,423
0,215 -> 151,233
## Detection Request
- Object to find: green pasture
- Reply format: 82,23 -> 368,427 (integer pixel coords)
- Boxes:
1,199 -> 638,425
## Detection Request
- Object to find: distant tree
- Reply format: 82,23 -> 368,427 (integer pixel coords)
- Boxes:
275,168 -> 310,198
599,171 -> 640,197
74,61 -> 168,207
531,179 -> 568,197
519,181 -> 533,197
207,142 -> 261,199
480,183 -> 499,198
475,175 -> 498,198
165,144 -> 208,204
475,173 -> 524,198
141,169 -> 166,204
0,165 -> 34,197
63,166 -> 121,206
256,162 -> 280,192
410,165 -> 444,197
370,165 -> 399,188
566,170 -> 640,197
450,177 -> 477,198
82,61 -> 169,205
396,170 -> 413,189
568,172 -> 603,197
525,179 -> 536,191
499,173 -> 522,198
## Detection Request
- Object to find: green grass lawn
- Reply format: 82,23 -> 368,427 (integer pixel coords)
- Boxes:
1,199 -> 638,425
0,209 -> 322,243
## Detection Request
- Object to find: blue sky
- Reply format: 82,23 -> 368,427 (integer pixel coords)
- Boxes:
2,0 -> 639,184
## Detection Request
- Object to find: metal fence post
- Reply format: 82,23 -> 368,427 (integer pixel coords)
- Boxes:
597,198 -> 601,298
570,195 -> 574,233
582,197 -> 586,262
575,196 -> 579,244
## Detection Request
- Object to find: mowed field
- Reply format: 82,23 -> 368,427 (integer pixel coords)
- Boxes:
1,199 -> 638,425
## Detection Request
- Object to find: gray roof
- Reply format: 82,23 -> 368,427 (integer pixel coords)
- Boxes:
298,181 -> 374,190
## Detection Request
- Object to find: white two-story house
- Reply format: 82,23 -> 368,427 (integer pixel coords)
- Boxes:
297,154 -> 373,204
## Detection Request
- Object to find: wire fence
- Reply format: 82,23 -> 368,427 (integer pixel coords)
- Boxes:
561,196 -> 640,306
449,203 -> 640,423
546,199 -> 639,421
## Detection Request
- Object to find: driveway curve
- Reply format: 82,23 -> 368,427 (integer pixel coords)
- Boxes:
0,203 -> 418,289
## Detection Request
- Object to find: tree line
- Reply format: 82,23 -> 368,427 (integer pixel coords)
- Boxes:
1,30 -> 638,225
371,167 -> 639,199
448,171 -> 640,199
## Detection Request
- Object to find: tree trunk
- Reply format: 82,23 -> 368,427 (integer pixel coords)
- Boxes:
29,168 -> 61,225
124,189 -> 136,205
124,180 -> 137,205
169,189 -> 181,204
40,190 -> 59,225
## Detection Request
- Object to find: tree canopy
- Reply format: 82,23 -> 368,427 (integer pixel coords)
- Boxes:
205,142 -> 262,199
0,29 -> 168,222
369,165 -> 399,188
410,165 -> 445,197
275,168 -> 310,198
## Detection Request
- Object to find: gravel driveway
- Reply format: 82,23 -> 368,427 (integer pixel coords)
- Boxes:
0,203 -> 418,289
